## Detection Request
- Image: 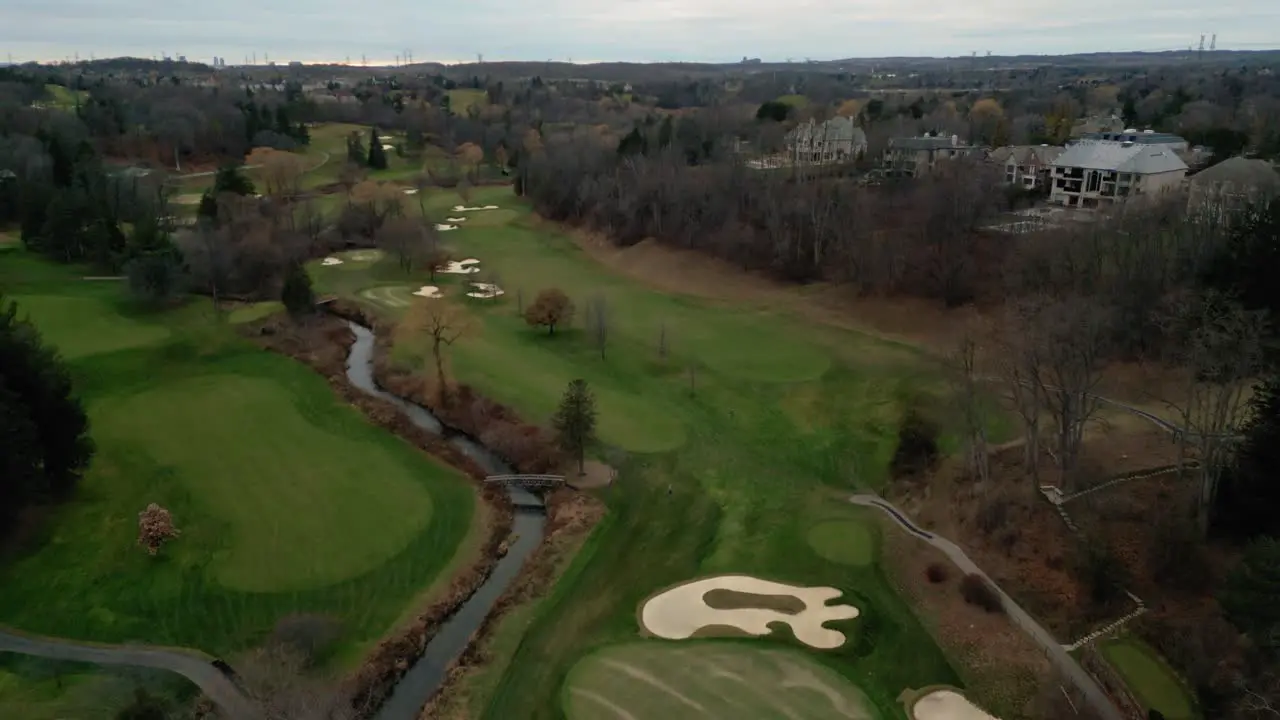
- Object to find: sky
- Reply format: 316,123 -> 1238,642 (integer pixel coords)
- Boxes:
4,0 -> 1277,65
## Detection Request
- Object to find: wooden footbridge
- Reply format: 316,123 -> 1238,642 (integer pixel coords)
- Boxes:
484,474 -> 566,489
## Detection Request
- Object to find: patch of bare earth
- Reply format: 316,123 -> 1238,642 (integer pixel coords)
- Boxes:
876,513 -> 1049,720
420,488 -> 606,720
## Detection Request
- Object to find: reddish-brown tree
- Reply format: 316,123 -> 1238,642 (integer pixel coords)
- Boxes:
137,503 -> 180,556
523,288 -> 574,335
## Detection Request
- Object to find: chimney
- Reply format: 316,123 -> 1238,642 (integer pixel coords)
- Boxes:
951,134 -> 958,146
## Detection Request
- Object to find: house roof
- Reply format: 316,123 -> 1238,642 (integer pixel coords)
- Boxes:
1052,141 -> 1188,174
890,135 -> 968,150
1190,156 -> 1280,189
989,145 -> 1065,166
1073,130 -> 1186,146
787,117 -> 866,144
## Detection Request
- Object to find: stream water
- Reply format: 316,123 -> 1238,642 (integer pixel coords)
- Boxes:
344,321 -> 547,720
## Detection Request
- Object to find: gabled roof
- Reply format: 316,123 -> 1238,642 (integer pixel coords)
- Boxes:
1052,141 -> 1187,174
1190,156 -> 1280,189
890,135 -> 968,151
989,145 -> 1065,166
787,116 -> 866,145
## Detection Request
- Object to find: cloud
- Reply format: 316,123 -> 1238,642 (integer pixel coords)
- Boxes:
2,0 -> 1275,63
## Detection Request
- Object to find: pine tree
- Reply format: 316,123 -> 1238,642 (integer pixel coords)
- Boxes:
346,131 -> 366,166
367,127 -> 388,170
553,379 -> 597,475
280,263 -> 315,318
0,295 -> 94,536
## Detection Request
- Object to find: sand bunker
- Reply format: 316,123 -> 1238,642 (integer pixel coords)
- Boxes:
639,575 -> 860,650
445,217 -> 467,223
412,286 -> 443,299
912,690 -> 1000,720
378,135 -> 393,141
381,144 -> 395,151
321,257 -> 344,266
467,282 -> 505,299
451,205 -> 500,212
172,193 -> 203,205
435,223 -> 459,232
438,260 -> 481,275
402,188 -> 419,195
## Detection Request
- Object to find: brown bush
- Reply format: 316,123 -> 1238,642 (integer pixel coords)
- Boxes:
960,573 -> 1004,613
267,614 -> 341,667
975,496 -> 1011,535
889,407 -> 940,478
925,562 -> 950,584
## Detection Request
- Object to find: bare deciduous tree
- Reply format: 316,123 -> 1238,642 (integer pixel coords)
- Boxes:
237,645 -> 364,720
585,293 -> 610,359
1159,290 -> 1268,531
400,300 -> 472,405
948,327 -> 991,484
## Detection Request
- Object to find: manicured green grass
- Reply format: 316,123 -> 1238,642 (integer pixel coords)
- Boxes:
807,519 -> 874,566
0,253 -> 477,658
776,94 -> 811,108
563,642 -> 881,719
0,655 -> 190,720
314,186 -> 981,717
446,88 -> 488,113
1101,638 -> 1198,720
39,84 -> 87,111
227,300 -> 283,325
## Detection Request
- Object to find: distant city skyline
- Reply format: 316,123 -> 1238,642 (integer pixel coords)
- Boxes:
4,0 -> 1278,66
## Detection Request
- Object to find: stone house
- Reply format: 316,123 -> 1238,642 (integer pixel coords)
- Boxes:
1187,156 -> 1280,218
1049,141 -> 1187,209
785,117 -> 867,165
987,145 -> 1066,189
882,133 -> 979,177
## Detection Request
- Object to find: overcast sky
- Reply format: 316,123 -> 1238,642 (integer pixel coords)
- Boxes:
4,0 -> 1277,64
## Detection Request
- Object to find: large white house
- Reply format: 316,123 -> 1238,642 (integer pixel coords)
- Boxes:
785,117 -> 867,165
1049,141 -> 1188,208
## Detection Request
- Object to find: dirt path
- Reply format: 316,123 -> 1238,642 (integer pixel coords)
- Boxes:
0,629 -> 260,719
848,495 -> 1124,720
170,150 -> 332,182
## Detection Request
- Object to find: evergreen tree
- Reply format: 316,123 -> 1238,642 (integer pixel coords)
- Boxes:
658,115 -> 674,150
1218,376 -> 1280,539
346,131 -> 366,166
198,164 -> 255,223
0,295 -> 94,535
616,127 -> 647,157
553,379 -> 597,475
367,127 -> 388,170
1222,536 -> 1280,655
280,263 -> 315,318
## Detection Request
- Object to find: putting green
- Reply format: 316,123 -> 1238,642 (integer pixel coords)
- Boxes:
91,374 -> 434,592
454,208 -> 519,227
359,285 -> 419,310
338,248 -> 387,267
228,301 -> 283,325
807,520 -> 875,567
1100,639 -> 1197,720
563,642 -> 881,720
8,294 -> 170,359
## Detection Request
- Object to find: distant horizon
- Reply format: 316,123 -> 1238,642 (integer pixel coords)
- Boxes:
5,0 -> 1279,69
9,45 -> 1280,70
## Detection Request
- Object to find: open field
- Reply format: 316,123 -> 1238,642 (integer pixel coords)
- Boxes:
1100,638 -> 1198,720
0,253 -> 479,663
0,654 -> 192,720
312,185 -> 1016,717
446,88 -> 489,113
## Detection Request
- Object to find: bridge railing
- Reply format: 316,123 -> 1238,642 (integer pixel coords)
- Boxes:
484,474 -> 566,487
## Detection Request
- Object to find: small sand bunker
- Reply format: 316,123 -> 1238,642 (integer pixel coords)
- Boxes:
321,257 -> 344,266
457,258 -> 480,266
912,690 -> 1000,720
445,217 -> 467,223
381,144 -> 395,151
640,575 -> 860,650
438,260 -> 481,275
412,286 -> 443,299
378,135 -> 393,141
402,188 -> 419,195
451,205 -> 500,212
435,223 -> 459,232
467,282 -> 505,299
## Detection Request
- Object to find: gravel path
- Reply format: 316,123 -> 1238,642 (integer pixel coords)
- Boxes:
0,629 -> 260,719
849,494 -> 1125,720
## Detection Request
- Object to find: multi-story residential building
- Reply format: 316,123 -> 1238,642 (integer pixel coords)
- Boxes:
1187,156 -> 1280,218
1069,128 -> 1189,152
882,133 -> 978,177
785,117 -> 867,165
987,145 -> 1066,189
1049,141 -> 1188,208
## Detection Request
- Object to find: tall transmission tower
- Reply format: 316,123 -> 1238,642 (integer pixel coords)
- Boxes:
1198,34 -> 1205,61
1210,34 -> 1217,51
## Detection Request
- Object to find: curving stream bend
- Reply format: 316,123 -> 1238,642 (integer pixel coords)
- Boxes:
344,321 -> 547,720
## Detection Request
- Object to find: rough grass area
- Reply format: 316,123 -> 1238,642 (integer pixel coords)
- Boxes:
310,186 -> 1013,717
1100,638 -> 1198,720
807,520 -> 875,566
0,253 -> 476,658
0,655 -> 193,720
563,642 -> 882,720
446,88 -> 488,113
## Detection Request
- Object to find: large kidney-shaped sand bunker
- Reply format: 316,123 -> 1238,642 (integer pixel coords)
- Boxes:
640,575 -> 860,650
910,689 -> 1000,720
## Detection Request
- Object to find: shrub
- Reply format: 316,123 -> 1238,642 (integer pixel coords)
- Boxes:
960,573 -> 1003,613
889,407 -> 939,478
268,613 -> 340,666
1148,515 -> 1211,594
925,562 -> 950,584
976,496 -> 1011,535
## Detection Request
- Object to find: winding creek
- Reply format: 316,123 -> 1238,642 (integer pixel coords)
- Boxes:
346,321 -> 548,720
